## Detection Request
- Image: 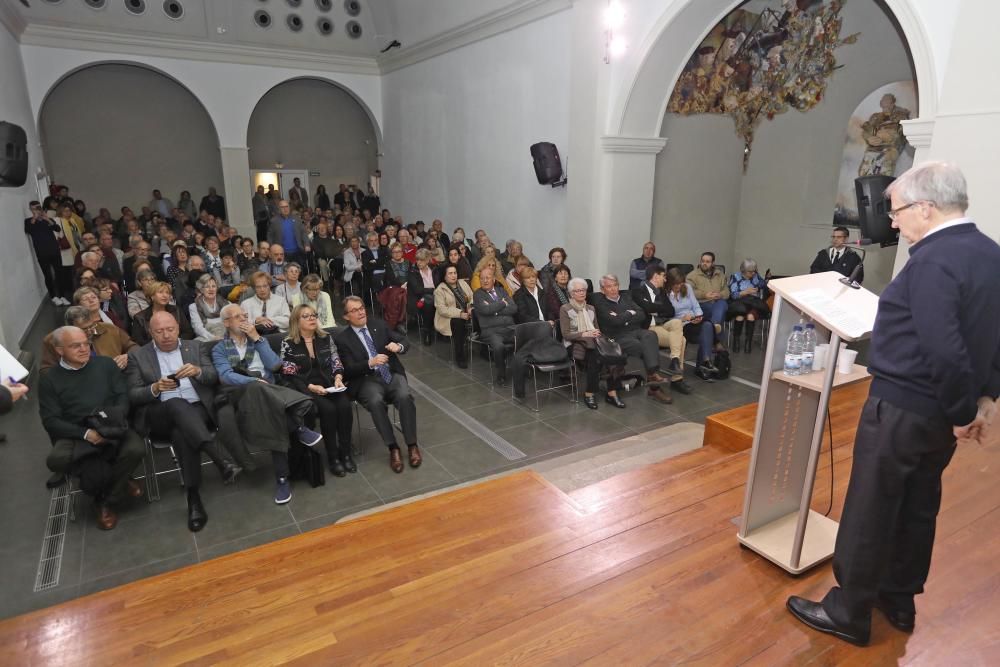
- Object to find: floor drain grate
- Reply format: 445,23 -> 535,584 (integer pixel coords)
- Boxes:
34,485 -> 73,592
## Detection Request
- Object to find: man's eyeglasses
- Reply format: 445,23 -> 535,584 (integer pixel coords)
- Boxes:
887,201 -> 928,220
345,306 -> 366,315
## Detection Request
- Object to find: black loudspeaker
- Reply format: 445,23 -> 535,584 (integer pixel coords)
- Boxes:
0,121 -> 29,188
530,142 -> 563,185
854,175 -> 898,246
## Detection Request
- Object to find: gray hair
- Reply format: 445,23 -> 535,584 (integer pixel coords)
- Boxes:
567,277 -> 588,293
64,306 -> 90,326
283,262 -> 302,275
505,239 -> 517,251
739,258 -> 758,274
51,325 -> 84,348
81,251 -> 99,264
195,273 -> 218,292
220,303 -> 244,320
599,274 -> 619,289
414,248 -> 431,263
885,161 -> 969,213
135,268 -> 156,283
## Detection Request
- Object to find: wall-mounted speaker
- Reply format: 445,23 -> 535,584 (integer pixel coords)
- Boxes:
287,13 -> 303,31
317,17 -> 333,35
316,0 -> 332,12
345,20 -> 362,38
344,0 -> 361,17
854,175 -> 898,246
124,0 -> 146,15
83,0 -> 107,9
0,122 -> 29,188
254,9 -> 272,28
530,142 -> 564,185
162,0 -> 183,20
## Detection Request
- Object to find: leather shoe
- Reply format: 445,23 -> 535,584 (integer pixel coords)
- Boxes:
329,457 -> 347,477
873,597 -> 915,632
671,380 -> 694,395
187,498 -> 208,533
221,462 -> 243,485
389,448 -> 404,473
96,504 -> 118,531
666,357 -> 683,375
647,388 -> 673,404
605,393 -> 626,409
786,596 -> 870,646
646,371 -> 668,386
694,365 -> 716,382
126,480 -> 144,499
583,395 -> 598,410
341,455 -> 358,473
408,444 -> 423,468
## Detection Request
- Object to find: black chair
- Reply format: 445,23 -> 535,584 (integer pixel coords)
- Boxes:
511,321 -> 577,411
667,263 -> 695,277
468,311 -> 513,386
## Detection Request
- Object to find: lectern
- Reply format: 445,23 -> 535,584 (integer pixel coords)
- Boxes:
737,272 -> 879,574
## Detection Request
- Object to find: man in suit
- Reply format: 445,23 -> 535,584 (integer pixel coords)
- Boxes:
473,267 -> 518,386
288,177 -> 309,209
361,232 -> 389,302
788,162 -> 1000,645
594,274 -> 672,405
268,200 -> 311,268
333,184 -> 349,210
199,187 -> 227,221
809,226 -> 863,282
123,239 -> 164,291
335,296 -> 421,474
252,185 -> 270,243
126,311 -> 244,531
632,264 -> 693,385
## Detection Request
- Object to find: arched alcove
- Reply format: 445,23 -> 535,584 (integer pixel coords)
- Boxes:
247,78 -> 380,195
39,63 -> 223,214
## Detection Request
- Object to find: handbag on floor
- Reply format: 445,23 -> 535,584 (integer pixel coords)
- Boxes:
288,439 -> 325,488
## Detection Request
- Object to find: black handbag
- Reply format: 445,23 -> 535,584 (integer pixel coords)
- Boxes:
288,440 -> 325,488
85,406 -> 130,442
594,335 -> 627,366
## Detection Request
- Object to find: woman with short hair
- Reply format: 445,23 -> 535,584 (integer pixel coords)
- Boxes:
189,274 -> 226,341
128,268 -> 159,317
408,249 -> 437,344
131,281 -> 194,346
727,258 -> 770,353
292,274 -> 336,329
433,265 -> 474,367
275,262 -> 303,306
560,277 -> 624,410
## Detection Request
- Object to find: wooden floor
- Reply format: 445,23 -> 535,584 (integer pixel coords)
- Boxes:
2,392 -> 999,665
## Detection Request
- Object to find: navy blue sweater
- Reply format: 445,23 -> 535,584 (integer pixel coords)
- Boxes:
869,222 -> 1000,426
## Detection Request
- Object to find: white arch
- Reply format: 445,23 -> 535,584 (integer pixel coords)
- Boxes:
610,0 -> 938,139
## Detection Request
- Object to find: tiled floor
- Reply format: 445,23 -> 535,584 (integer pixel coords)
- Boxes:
0,301 -> 766,620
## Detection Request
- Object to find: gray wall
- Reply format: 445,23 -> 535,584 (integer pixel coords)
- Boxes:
39,63 -> 223,216
652,0 -> 915,293
247,79 -> 378,193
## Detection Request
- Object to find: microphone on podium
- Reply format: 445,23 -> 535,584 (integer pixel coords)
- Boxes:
838,239 -> 871,289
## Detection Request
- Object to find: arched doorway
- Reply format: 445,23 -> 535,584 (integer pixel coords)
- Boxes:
247,78 -> 381,208
39,63 -> 223,215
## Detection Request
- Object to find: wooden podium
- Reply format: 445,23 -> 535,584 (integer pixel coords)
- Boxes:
737,272 -> 879,574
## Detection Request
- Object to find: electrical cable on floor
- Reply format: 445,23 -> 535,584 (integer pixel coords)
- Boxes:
824,409 -> 835,516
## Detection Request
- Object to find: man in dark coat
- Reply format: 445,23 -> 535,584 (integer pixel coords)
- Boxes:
809,226 -> 864,282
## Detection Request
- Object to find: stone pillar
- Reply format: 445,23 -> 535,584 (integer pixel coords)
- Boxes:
219,146 -> 254,240
891,117 -> 935,276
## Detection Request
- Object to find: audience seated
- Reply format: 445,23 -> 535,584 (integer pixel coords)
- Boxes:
212,304 -> 322,504
259,243 -> 288,288
470,256 -> 512,295
132,281 -> 194,345
334,296 -> 422,474
561,277 -> 624,410
293,274 -> 336,328
242,271 -> 291,335
278,304 -> 355,477
472,267 -> 518,386
126,312 -> 243,532
127,268 -> 157,317
361,232 -> 389,299
513,267 -> 552,325
499,239 -> 524,275
593,274 -> 672,404
545,264 -> 572,323
628,241 -> 663,289
213,250 -> 242,298
665,268 -> 716,387
809,225 -> 863,282
275,262 -> 303,307
538,247 -> 567,291
40,305 -> 137,371
189,274 -> 226,342
95,278 -> 129,331
728,258 -> 771,353
433,265 -> 473,368
631,265 -> 684,383
342,236 -> 364,296
237,238 -> 262,274
166,242 -> 190,296
506,256 -> 533,292
444,244 -> 473,281
386,242 -> 411,287
38,326 -> 145,531
687,252 -> 729,347
407,249 -> 437,345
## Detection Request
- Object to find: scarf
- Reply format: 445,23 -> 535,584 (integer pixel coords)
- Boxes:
555,285 -> 570,307
449,284 -> 468,310
568,300 -> 596,333
221,332 -> 258,374
194,295 -> 221,324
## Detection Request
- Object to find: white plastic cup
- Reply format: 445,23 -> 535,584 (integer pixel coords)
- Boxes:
838,349 -> 858,374
814,344 -> 829,371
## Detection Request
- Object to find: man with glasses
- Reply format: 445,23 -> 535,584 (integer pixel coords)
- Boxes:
123,239 -> 164,291
788,162 -> 1000,645
809,225 -> 863,283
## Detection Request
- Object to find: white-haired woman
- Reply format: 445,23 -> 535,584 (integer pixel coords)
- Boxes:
560,277 -> 624,410
189,273 -> 226,341
727,258 -> 770,353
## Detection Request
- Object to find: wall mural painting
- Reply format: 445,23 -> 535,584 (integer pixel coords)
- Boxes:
833,81 -> 915,225
667,0 -> 859,170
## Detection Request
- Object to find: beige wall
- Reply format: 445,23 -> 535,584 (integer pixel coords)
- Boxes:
247,79 -> 377,195
39,63 -> 223,216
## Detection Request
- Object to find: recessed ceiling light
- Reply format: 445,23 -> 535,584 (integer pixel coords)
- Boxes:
316,0 -> 332,12
317,17 -> 333,35
124,0 -> 146,16
162,0 -> 183,20
286,13 -> 303,32
345,19 -> 362,38
344,0 -> 361,17
253,9 -> 271,28
83,0 -> 107,9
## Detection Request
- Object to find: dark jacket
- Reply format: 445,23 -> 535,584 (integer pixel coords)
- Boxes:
361,247 -> 389,283
514,286 -> 548,324
473,286 -> 517,333
24,215 -> 61,257
123,255 -> 165,291
125,340 -> 219,436
334,319 -> 408,399
268,215 -> 308,252
809,246 -> 864,283
199,194 -> 227,220
544,284 -> 570,322
631,282 -> 676,328
593,292 -> 647,338
407,265 -> 436,312
869,222 -> 1000,427
131,305 -> 194,346
278,335 -> 345,393
629,255 -> 663,289
38,356 -> 128,443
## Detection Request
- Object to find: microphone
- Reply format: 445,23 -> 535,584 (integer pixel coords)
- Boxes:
839,258 -> 864,289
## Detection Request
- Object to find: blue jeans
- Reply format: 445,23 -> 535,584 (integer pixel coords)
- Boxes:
699,299 -> 728,325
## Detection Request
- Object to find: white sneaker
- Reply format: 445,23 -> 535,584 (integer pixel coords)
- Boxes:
59,297 -> 71,306
51,297 -> 63,306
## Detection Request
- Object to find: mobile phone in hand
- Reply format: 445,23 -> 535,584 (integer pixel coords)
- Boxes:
166,373 -> 177,381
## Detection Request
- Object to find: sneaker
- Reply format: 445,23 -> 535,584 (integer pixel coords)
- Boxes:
274,477 -> 292,504
60,297 -> 71,306
296,426 -> 323,447
50,297 -> 63,306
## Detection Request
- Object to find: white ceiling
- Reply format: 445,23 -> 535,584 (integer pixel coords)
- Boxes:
11,0 -> 533,60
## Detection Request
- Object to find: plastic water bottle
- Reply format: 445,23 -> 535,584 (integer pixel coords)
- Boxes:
784,325 -> 804,376
801,324 -> 817,374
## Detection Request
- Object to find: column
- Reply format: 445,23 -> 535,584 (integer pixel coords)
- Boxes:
891,117 -> 935,276
219,146 -> 254,240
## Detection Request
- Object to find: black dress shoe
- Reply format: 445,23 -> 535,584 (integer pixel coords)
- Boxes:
786,596 -> 870,646
329,457 -> 347,477
605,394 -> 626,409
187,498 -> 208,533
694,366 -> 716,382
873,598 -> 915,632
341,455 -> 358,473
666,357 -> 682,375
221,462 -> 243,485
671,380 -> 694,395
583,395 -> 598,410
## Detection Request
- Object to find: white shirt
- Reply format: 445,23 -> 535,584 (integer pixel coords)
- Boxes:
232,338 -> 266,376
920,216 -> 973,241
527,287 -> 543,320
242,294 -> 290,332
153,343 -> 200,403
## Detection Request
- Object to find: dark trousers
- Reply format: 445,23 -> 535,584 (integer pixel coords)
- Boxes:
683,321 -> 716,363
312,392 -> 353,460
449,317 -> 470,362
255,219 -> 269,244
615,329 -> 660,373
146,399 -> 236,489
699,299 -> 728,325
482,326 -> 515,380
47,432 -> 144,505
36,255 -> 67,299
822,396 -> 957,626
356,374 -> 417,449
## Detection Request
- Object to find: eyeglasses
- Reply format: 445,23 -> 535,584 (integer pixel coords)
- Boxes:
300,313 -> 318,320
345,306 -> 366,315
888,201 -> 926,220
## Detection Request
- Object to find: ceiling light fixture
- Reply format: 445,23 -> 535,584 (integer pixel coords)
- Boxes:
317,17 -> 333,35
345,20 -> 362,39
344,0 -> 361,17
253,9 -> 272,28
162,0 -> 183,20
124,0 -> 146,15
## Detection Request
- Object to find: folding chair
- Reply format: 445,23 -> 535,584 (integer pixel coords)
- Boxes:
511,321 -> 578,412
468,311 -> 513,386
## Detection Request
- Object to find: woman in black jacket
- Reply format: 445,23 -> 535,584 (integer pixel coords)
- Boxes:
407,249 -> 437,344
279,304 -> 355,476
